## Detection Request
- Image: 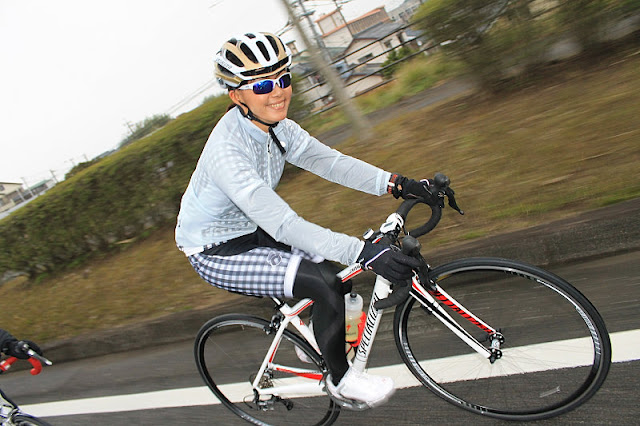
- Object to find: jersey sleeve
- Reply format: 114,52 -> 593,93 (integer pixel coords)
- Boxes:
205,137 -> 364,265
284,120 -> 391,196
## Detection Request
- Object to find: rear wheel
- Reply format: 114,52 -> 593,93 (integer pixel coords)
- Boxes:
195,314 -> 340,426
395,257 -> 611,421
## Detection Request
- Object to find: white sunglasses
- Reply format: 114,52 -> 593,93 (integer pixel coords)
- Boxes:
237,73 -> 292,94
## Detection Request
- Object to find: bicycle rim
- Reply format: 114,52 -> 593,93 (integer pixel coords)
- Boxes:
194,314 -> 340,426
394,257 -> 611,421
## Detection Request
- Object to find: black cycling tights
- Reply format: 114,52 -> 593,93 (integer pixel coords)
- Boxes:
292,259 -> 352,386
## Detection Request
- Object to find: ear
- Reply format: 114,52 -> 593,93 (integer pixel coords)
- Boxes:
228,89 -> 240,104
228,90 -> 248,114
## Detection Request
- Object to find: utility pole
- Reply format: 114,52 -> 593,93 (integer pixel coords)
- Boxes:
295,0 -> 329,61
279,0 -> 372,139
125,120 -> 135,135
21,178 -> 35,198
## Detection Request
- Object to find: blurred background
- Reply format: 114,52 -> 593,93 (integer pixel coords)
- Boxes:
1,0 -> 639,345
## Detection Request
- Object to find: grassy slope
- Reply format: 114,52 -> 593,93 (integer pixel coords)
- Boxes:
2,46 -> 639,344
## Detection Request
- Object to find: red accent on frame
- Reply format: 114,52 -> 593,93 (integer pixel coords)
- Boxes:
432,290 -> 494,334
286,300 -> 314,318
348,312 -> 367,348
342,267 -> 363,282
274,366 -> 323,381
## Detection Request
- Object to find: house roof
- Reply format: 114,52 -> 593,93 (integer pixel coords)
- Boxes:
315,6 -> 384,24
318,6 -> 387,38
336,21 -> 409,58
352,21 -> 403,41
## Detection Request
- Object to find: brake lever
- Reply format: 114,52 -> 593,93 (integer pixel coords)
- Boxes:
373,236 -> 434,310
445,187 -> 464,215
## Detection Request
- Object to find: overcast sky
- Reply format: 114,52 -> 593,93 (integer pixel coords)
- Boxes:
0,0 -> 404,185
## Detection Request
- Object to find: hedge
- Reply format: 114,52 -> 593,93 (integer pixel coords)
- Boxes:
0,95 -> 230,279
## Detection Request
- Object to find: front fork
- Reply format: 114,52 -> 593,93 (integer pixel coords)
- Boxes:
411,277 -> 504,363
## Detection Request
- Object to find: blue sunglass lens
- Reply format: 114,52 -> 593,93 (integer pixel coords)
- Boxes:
252,74 -> 291,94
252,80 -> 274,94
279,73 -> 292,88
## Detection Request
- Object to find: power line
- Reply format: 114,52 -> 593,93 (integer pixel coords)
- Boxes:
165,78 -> 220,116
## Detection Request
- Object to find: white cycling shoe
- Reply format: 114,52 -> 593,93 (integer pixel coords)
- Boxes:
325,367 -> 395,410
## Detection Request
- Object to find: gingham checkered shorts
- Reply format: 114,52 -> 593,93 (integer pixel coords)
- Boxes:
189,247 -> 323,298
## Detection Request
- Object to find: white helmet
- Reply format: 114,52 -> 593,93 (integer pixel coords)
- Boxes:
214,32 -> 292,89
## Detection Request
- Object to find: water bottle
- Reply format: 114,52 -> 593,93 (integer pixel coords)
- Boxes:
345,292 -> 364,345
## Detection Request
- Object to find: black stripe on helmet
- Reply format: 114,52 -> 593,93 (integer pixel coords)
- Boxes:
241,57 -> 289,77
256,41 -> 270,62
265,34 -> 280,56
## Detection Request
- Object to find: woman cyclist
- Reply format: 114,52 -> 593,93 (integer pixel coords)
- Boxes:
175,32 -> 435,409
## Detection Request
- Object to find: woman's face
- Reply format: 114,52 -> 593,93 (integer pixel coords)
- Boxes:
230,70 -> 292,132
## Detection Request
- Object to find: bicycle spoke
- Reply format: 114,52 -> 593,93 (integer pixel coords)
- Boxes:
395,258 -> 610,421
195,314 -> 339,425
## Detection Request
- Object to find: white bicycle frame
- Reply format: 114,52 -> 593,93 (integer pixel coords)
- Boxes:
249,274 -> 394,399
248,213 -> 500,399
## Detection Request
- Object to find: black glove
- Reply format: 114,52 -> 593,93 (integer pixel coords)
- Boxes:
0,329 -> 43,360
7,340 -> 42,359
388,173 -> 435,203
0,329 -> 16,355
357,241 -> 421,284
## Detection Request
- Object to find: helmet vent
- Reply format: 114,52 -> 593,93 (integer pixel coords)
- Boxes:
240,44 -> 258,63
225,50 -> 244,67
256,41 -> 270,61
245,33 -> 256,39
266,35 -> 280,55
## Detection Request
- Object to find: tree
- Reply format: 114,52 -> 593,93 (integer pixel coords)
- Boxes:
412,0 -> 545,89
556,0 -> 613,53
381,46 -> 414,79
288,73 -> 313,121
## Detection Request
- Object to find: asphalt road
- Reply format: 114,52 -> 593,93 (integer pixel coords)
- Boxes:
3,249 -> 638,425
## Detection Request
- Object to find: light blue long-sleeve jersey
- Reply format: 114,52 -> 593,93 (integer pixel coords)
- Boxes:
175,107 -> 391,266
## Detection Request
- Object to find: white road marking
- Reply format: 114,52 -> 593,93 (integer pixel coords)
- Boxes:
23,329 -> 640,418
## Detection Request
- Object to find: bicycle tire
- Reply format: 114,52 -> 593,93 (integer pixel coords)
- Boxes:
10,414 -> 52,426
195,314 -> 340,426
394,257 -> 611,421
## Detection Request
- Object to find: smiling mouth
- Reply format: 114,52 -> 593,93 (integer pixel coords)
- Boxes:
269,101 -> 285,110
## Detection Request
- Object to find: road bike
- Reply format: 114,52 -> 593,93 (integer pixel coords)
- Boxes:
0,342 -> 53,426
194,174 -> 611,425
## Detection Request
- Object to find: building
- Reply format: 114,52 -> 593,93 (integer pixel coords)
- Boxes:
387,0 -> 428,25
315,7 -> 391,50
337,21 -> 401,96
0,179 -> 55,215
0,182 -> 26,213
291,6 -> 421,106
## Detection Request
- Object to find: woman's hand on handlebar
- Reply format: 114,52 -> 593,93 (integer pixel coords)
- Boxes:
388,173 -> 439,206
357,240 -> 422,285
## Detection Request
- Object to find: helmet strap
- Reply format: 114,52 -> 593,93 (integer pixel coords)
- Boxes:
237,102 -> 286,155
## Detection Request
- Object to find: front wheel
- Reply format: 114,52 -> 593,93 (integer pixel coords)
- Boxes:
394,257 -> 611,421
195,314 -> 340,426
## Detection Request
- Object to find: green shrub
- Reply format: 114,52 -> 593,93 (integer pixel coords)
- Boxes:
0,95 -> 230,278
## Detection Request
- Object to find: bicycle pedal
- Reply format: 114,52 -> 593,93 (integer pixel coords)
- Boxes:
328,394 -> 370,411
323,384 -> 370,411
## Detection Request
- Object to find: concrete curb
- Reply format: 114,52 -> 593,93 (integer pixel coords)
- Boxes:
425,197 -> 640,267
41,197 -> 640,364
